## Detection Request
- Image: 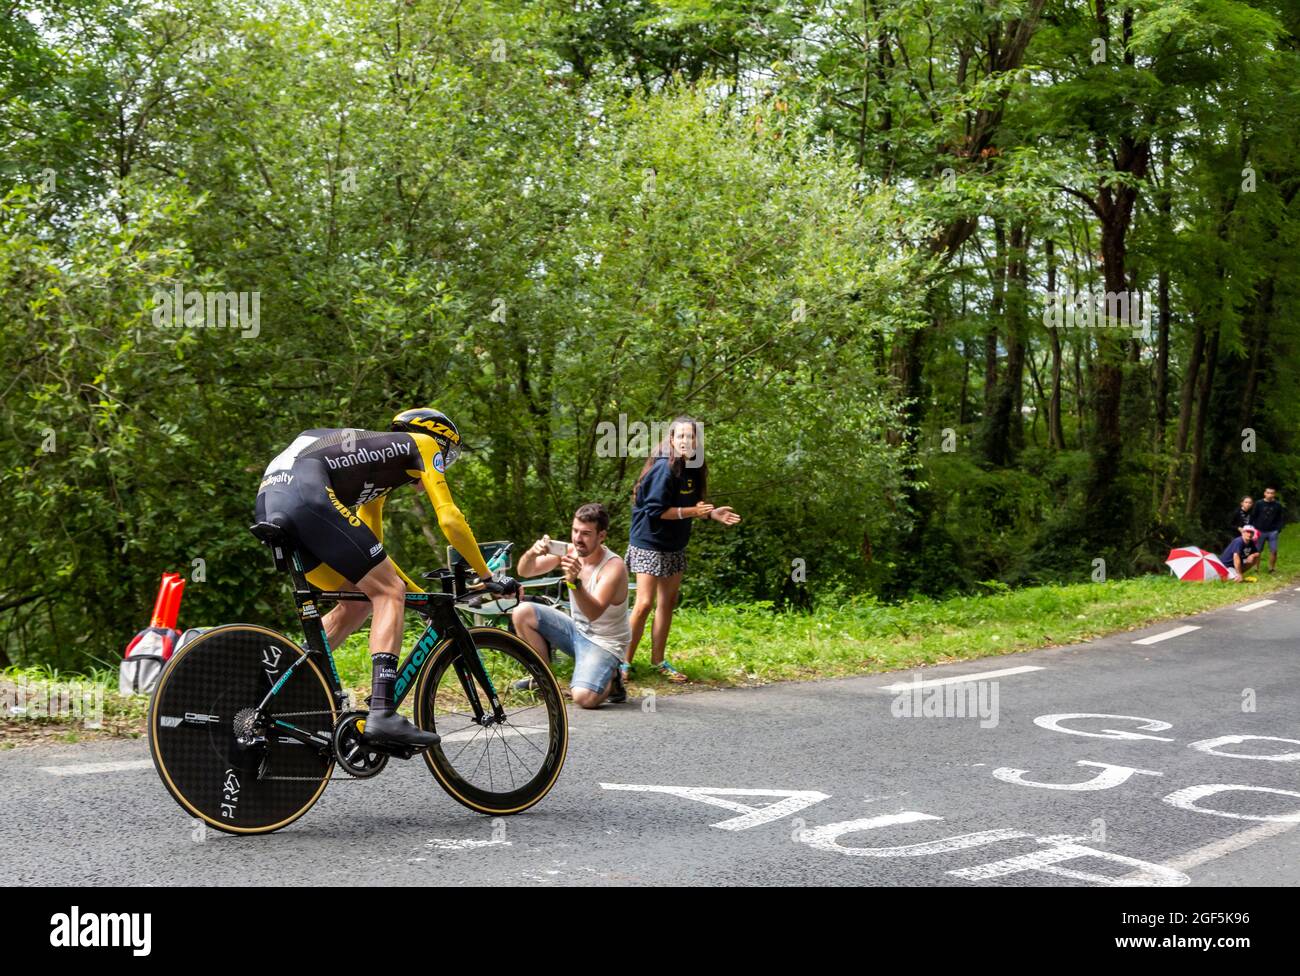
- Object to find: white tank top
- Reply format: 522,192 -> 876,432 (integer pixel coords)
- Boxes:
570,547 -> 631,658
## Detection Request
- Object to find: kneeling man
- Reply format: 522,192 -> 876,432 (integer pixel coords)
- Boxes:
512,503 -> 629,707
1221,525 -> 1262,582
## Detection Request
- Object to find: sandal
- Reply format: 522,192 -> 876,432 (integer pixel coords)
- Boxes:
653,660 -> 688,684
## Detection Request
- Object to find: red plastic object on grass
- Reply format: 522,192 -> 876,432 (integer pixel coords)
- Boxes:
149,572 -> 185,629
122,573 -> 187,694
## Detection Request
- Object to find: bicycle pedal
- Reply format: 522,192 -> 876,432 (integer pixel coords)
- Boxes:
368,741 -> 420,760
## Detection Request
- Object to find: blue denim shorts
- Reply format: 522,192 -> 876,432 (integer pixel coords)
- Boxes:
1258,530 -> 1280,552
528,603 -> 621,694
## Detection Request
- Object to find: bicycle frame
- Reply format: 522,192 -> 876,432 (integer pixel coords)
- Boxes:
255,544 -> 509,751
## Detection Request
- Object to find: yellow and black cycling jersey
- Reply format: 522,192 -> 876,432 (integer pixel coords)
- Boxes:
255,427 -> 490,590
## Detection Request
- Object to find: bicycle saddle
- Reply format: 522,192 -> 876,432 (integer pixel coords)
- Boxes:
249,517 -> 291,546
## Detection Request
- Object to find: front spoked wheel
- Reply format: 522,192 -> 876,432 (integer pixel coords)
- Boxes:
413,627 -> 567,815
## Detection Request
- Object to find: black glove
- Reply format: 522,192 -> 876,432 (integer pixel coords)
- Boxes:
480,575 -> 521,597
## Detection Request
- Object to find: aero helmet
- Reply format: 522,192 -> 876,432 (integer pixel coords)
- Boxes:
391,408 -> 462,466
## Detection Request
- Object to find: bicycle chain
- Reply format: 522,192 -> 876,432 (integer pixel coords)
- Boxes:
266,710 -> 339,719
257,711 -> 367,782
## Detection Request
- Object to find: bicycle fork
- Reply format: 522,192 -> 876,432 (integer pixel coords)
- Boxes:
416,610 -> 507,729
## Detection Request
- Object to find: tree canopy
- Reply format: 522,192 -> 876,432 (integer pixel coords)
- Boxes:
2,0 -> 1297,669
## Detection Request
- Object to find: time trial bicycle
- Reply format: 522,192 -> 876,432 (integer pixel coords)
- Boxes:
147,519 -> 568,835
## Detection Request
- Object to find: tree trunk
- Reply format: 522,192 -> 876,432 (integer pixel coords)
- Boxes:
1009,223 -> 1028,454
1238,278 -> 1271,434
959,337 -> 972,427
1081,0 -> 1151,545
883,0 -> 1046,448
982,222 -> 1027,465
1154,135 -> 1172,452
979,221 -> 1008,456
1045,238 -> 1066,450
1185,323 -> 1220,517
1085,210 -> 1132,524
1157,319 -> 1205,520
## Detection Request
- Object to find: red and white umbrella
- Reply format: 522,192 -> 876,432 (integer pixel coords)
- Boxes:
1165,546 -> 1228,581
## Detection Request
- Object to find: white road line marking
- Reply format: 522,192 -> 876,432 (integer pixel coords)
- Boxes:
423,838 -> 512,851
1132,625 -> 1200,645
40,760 -> 154,776
1236,600 -> 1277,612
878,666 -> 1043,692
600,784 -> 829,830
439,725 -> 547,743
1166,822 -> 1298,870
1118,822 -> 1298,883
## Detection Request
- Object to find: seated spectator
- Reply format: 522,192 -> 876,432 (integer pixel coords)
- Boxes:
510,503 -> 630,708
1220,526 -> 1261,582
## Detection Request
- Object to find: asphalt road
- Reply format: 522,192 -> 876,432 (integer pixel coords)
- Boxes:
4,588 -> 1300,887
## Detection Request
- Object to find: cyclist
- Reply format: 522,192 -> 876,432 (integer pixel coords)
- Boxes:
254,408 -> 515,748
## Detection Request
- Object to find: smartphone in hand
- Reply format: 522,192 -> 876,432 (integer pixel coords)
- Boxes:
547,539 -> 569,557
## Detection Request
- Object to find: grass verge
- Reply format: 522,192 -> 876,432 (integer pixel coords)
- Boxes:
3,549 -> 1294,744
662,566 -> 1298,690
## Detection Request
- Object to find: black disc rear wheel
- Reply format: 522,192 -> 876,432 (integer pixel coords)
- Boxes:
148,624 -> 336,835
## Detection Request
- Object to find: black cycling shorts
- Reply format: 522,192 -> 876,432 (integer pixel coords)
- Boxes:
254,459 -> 387,585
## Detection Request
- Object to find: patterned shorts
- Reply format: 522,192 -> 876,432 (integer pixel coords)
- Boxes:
625,545 -> 687,578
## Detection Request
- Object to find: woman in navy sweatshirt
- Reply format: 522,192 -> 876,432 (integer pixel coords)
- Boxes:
624,417 -> 741,682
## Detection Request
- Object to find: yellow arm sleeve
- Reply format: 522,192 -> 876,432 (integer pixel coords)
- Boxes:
357,493 -> 424,593
408,434 -> 491,579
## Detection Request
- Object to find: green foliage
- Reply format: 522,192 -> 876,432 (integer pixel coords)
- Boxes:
1,0 -> 1297,673
0,0 -> 921,669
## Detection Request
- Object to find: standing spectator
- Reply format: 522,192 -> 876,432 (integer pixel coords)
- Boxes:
1220,526 -> 1262,582
624,416 -> 741,683
1252,487 -> 1286,573
1230,495 -> 1254,532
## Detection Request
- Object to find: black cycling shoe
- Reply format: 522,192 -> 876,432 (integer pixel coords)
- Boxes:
361,709 -> 441,749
